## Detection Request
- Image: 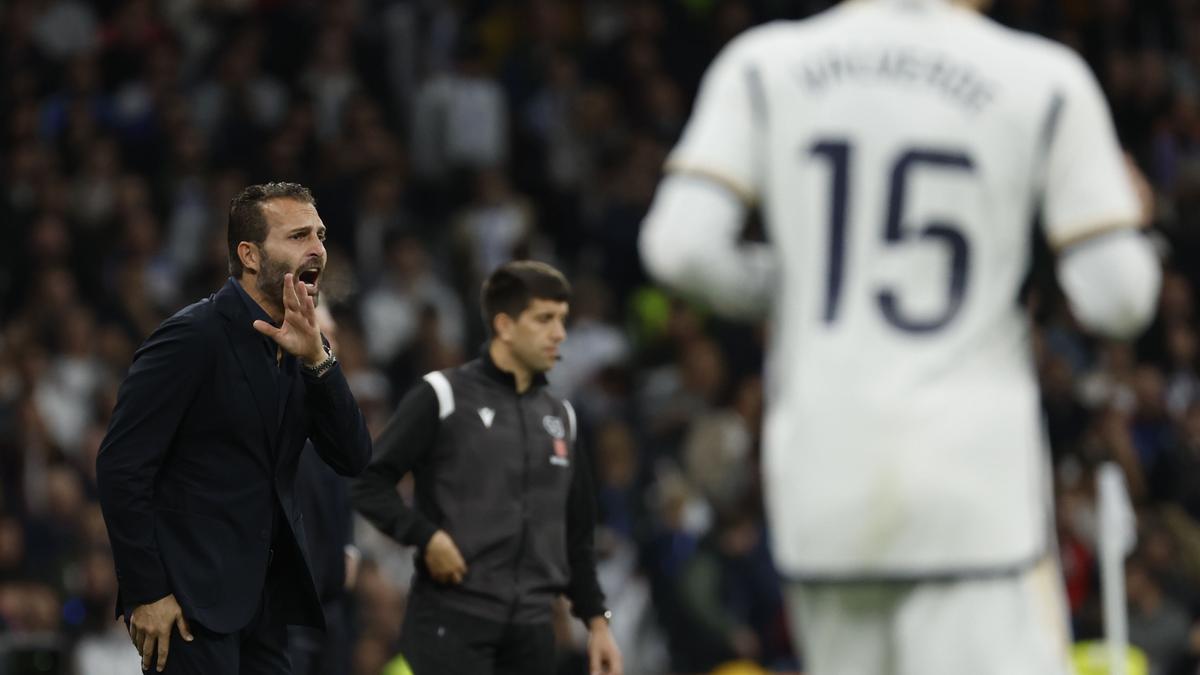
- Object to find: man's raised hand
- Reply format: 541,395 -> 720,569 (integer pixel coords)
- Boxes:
252,273 -> 326,365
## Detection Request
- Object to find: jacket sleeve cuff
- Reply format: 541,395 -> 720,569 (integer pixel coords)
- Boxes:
402,518 -> 439,551
120,583 -> 172,616
569,595 -> 607,624
300,360 -> 343,385
115,557 -> 171,606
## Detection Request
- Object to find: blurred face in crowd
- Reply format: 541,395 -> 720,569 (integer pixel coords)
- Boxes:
495,298 -> 568,376
0,518 -> 23,572
242,198 -> 327,311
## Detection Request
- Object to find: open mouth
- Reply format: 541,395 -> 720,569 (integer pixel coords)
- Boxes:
298,266 -> 321,293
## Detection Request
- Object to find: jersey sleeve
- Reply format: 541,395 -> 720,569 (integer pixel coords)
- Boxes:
665,36 -> 765,204
1040,51 -> 1141,249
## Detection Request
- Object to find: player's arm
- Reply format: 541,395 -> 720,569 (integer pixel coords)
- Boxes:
349,381 -> 440,550
1057,230 -> 1159,339
639,35 -> 777,319
640,175 -> 776,319
1040,52 -> 1161,338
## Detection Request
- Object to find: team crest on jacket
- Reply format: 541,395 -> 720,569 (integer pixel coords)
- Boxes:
542,416 -> 565,439
544,415 -> 569,466
550,439 -> 569,467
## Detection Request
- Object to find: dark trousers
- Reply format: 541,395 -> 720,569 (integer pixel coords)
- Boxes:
132,578 -> 290,674
398,598 -> 555,675
287,597 -> 351,675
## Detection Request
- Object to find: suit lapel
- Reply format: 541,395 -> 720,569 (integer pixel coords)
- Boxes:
215,280 -> 278,458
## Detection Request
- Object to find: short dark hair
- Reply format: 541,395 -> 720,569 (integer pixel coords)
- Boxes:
481,260 -> 571,334
227,182 -> 316,276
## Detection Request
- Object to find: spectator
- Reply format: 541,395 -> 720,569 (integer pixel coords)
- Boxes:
410,39 -> 508,186
361,231 -> 464,374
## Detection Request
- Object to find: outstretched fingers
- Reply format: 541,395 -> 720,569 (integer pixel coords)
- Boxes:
253,319 -> 282,339
282,273 -> 303,313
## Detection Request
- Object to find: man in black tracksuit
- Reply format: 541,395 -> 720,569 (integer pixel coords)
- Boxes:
351,261 -> 623,675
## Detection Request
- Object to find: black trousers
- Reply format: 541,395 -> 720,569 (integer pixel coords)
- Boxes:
398,598 -> 555,675
287,597 -> 352,675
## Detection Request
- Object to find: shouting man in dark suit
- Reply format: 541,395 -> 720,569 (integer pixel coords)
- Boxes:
96,182 -> 372,674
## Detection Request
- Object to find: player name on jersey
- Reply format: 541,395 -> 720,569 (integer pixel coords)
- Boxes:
799,47 -> 997,114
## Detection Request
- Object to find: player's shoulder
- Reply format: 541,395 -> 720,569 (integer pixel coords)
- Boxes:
968,14 -> 1093,84
717,14 -> 832,61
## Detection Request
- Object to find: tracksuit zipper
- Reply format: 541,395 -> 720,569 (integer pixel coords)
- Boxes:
508,391 -> 531,621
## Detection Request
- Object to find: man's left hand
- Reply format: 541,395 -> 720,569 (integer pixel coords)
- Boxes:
253,273 -> 326,365
587,616 -> 623,675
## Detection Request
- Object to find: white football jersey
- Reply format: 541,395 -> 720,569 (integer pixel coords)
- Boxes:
667,0 -> 1140,577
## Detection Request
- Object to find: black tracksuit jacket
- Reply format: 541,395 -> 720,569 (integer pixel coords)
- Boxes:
351,350 -> 606,625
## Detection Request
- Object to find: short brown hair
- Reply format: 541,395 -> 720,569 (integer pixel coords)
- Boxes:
227,182 -> 316,276
481,261 -> 571,334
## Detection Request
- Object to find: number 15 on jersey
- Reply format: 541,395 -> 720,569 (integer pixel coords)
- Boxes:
810,139 -> 975,334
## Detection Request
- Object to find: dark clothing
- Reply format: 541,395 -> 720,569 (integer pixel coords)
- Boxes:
352,350 -> 606,625
293,442 -> 353,605
287,442 -> 355,675
133,574 -> 290,675
398,587 -> 555,675
1149,437 -> 1200,520
287,597 -> 351,675
97,278 -> 372,636
135,571 -> 291,672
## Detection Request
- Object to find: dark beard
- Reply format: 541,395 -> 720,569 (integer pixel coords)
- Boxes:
254,245 -> 291,316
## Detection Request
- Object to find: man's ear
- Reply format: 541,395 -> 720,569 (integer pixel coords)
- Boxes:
493,312 -> 514,341
237,242 -> 260,275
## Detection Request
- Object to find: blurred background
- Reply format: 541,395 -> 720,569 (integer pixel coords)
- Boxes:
1,0 -> 1200,673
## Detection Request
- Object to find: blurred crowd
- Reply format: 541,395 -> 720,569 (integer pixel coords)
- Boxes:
4,0 -> 1200,674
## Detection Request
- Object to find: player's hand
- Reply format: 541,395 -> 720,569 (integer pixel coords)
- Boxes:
424,530 -> 468,584
252,273 -> 326,366
587,617 -> 623,675
127,594 -> 193,672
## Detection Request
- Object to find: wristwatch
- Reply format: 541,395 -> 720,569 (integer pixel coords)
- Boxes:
301,344 -> 337,378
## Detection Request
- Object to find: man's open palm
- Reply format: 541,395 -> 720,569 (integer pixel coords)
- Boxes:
252,273 -> 325,365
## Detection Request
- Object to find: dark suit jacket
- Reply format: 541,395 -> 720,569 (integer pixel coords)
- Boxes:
96,279 -> 372,634
295,441 -> 352,606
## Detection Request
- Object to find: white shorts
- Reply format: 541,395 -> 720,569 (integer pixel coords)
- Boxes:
785,556 -> 1073,675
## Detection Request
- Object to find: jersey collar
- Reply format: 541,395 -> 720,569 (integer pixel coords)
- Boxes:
480,342 -> 549,392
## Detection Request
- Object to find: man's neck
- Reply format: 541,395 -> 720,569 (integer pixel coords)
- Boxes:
489,341 -> 532,393
237,275 -> 283,324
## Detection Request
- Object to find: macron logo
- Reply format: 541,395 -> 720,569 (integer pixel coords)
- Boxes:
478,407 -> 495,428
